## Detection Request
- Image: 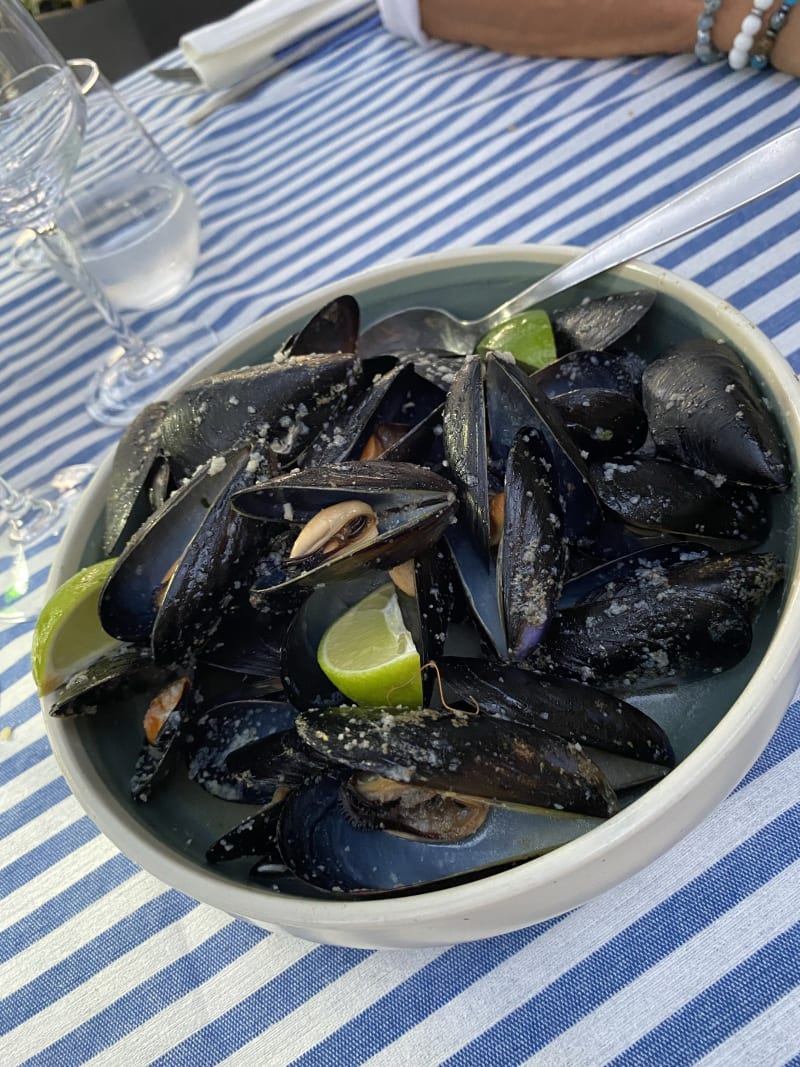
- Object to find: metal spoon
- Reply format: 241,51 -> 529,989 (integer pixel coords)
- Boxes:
358,125 -> 800,357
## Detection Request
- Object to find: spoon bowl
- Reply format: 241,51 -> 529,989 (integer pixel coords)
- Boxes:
358,125 -> 800,357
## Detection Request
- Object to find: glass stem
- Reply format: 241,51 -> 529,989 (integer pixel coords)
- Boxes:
33,220 -> 161,381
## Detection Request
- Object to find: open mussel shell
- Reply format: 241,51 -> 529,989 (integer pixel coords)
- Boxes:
341,773 -> 489,841
151,448 -> 265,665
310,362 -> 445,467
296,705 -> 619,818
642,340 -> 789,489
47,646 -> 173,718
435,658 -> 674,767
100,452 -> 250,645
206,793 -> 286,865
100,447 -> 266,667
130,674 -> 193,802
236,461 -> 457,596
159,353 -> 362,481
550,289 -> 656,353
263,773 -> 603,896
589,456 -> 771,548
184,698 -> 300,803
103,400 -> 170,557
485,354 -> 602,542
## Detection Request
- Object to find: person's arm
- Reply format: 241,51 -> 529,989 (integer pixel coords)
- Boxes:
407,0 -> 799,77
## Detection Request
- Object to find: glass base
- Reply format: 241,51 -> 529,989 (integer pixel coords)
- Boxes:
86,322 -> 217,427
0,464 -> 96,624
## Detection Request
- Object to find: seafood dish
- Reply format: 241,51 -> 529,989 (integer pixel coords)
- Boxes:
42,282 -> 792,901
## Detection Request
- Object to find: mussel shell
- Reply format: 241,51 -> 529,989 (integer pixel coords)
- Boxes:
159,354 -> 361,480
642,341 -> 789,488
237,462 -> 457,596
552,388 -> 648,461
102,400 -> 169,557
151,447 -> 264,665
485,355 -> 601,542
531,348 -> 645,400
531,586 -> 753,690
277,295 -> 359,358
499,428 -> 567,660
206,795 -> 286,865
589,456 -> 771,548
47,646 -> 172,718
436,658 -> 674,766
130,675 -> 193,802
560,542 -> 716,607
184,699 -> 299,803
99,452 -> 251,645
312,362 -> 445,466
442,357 -> 491,555
296,706 -> 619,817
199,601 -> 284,682
271,774 -> 603,895
443,523 -> 506,658
551,290 -> 656,353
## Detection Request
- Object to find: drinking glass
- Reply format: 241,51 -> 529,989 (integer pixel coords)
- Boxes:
0,1 -> 213,428
14,59 -> 202,312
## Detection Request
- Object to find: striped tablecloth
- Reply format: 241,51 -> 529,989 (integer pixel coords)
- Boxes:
3,12 -> 800,1065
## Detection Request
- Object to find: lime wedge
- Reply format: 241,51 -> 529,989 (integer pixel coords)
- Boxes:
477,309 -> 557,371
32,557 -> 120,696
317,582 -> 423,708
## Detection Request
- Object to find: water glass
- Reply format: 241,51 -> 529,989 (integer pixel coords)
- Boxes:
18,59 -> 201,311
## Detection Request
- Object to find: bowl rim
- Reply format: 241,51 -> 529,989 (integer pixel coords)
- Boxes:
42,242 -> 800,939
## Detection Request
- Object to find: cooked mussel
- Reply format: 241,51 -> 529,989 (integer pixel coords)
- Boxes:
235,461 -> 457,598
296,705 -> 620,817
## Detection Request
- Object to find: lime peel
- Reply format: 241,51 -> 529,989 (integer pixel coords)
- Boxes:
32,557 -> 120,696
476,309 -> 556,372
317,583 -> 423,709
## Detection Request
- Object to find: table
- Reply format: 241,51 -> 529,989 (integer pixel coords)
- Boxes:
2,12 -> 800,1065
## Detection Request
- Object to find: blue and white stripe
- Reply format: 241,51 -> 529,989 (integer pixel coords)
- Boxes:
2,14 -> 800,1064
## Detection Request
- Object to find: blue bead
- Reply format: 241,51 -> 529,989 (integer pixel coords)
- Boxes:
750,53 -> 769,69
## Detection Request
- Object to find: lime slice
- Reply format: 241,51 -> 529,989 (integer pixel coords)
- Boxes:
477,309 -> 557,371
32,557 -> 120,696
317,582 -> 423,708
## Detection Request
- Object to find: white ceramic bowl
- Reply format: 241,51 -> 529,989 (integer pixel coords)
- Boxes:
43,245 -> 800,949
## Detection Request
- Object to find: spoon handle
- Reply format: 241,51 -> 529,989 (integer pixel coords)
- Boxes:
492,124 -> 800,323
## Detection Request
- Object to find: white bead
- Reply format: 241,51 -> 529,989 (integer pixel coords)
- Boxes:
741,13 -> 762,33
729,48 -> 750,69
753,0 -> 771,11
733,30 -> 755,50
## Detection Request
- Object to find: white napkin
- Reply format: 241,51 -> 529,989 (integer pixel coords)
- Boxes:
180,0 -> 375,90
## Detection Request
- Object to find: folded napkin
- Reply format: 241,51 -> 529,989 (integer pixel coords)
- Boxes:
180,0 -> 375,90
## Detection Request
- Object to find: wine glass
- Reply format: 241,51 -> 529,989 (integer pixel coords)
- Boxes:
0,1 -> 213,427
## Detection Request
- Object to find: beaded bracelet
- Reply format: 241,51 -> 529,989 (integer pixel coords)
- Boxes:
728,0 -> 774,70
695,0 -> 725,63
750,0 -> 798,69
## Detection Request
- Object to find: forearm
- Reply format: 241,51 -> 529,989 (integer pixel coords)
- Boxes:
418,0 -> 800,76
